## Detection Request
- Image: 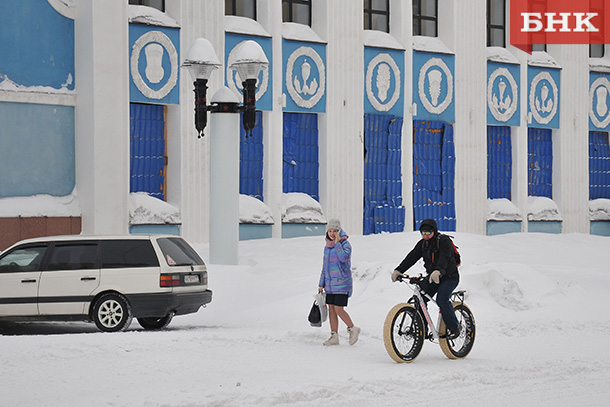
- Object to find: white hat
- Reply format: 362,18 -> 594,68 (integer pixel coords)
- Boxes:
326,218 -> 341,232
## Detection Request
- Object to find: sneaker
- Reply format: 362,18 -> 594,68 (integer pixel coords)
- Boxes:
447,327 -> 460,340
347,326 -> 361,345
323,332 -> 339,346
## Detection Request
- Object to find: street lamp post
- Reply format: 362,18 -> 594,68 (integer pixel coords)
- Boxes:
183,39 -> 268,264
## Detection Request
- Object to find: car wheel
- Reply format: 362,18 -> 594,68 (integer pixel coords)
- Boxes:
92,293 -> 133,332
137,313 -> 174,330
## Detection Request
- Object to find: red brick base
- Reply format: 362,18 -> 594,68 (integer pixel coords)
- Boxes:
0,217 -> 81,251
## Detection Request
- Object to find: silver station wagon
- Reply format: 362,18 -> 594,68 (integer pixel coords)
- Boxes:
0,235 -> 212,332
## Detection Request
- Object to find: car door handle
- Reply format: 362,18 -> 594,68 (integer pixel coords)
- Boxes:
21,279 -> 37,283
81,276 -> 97,281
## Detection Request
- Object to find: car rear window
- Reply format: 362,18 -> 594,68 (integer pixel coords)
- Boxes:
100,240 -> 160,268
157,238 -> 204,266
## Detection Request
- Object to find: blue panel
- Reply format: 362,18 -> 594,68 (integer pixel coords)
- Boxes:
225,34 -> 273,111
590,72 -> 610,131
129,24 -> 180,105
283,112 -> 319,200
528,128 -> 553,198
363,114 -> 405,235
0,0 -> 74,89
130,103 -> 165,200
412,52 -> 455,123
527,66 -> 560,129
240,111 -> 264,200
589,131 -> 610,199
282,39 -> 326,113
487,62 -> 520,126
0,102 -> 74,198
364,47 -> 404,116
487,126 -> 512,199
413,120 -> 456,231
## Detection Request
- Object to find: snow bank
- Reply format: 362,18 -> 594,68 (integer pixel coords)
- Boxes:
528,51 -> 561,68
225,15 -> 271,37
239,195 -> 274,224
129,192 -> 180,225
487,198 -> 522,221
590,198 -> 610,220
487,46 -> 519,64
527,196 -> 562,221
0,189 -> 80,217
282,192 -> 326,223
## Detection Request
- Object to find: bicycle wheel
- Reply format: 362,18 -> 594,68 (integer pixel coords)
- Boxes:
383,303 -> 425,363
439,302 -> 476,359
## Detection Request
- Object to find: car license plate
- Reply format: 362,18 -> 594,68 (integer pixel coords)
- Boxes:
184,274 -> 200,284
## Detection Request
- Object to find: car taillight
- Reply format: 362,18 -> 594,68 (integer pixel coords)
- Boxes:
202,271 -> 208,285
160,274 -> 181,287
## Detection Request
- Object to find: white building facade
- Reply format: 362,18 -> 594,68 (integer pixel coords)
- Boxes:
1,0 -> 609,250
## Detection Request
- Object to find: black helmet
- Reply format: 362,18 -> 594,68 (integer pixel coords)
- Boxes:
419,218 -> 438,234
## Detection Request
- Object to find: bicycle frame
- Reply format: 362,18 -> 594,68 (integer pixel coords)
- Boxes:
402,275 -> 466,341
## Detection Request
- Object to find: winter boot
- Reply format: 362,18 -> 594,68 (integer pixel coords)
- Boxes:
323,331 -> 339,346
348,326 -> 361,345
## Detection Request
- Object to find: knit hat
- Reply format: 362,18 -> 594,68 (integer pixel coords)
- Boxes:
326,218 -> 341,232
419,218 -> 438,233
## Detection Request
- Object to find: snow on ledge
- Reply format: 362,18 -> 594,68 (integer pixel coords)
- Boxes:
129,192 -> 180,225
590,198 -> 610,221
282,23 -> 325,43
487,47 -> 520,65
363,30 -> 404,50
413,36 -> 453,55
487,198 -> 522,221
128,5 -> 179,28
282,193 -> 326,224
528,51 -> 561,69
225,16 -> 271,37
0,189 -> 81,217
590,56 -> 610,73
527,196 -> 562,221
0,75 -> 75,95
240,195 -> 274,224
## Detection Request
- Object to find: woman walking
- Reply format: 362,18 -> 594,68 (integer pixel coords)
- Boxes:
318,219 -> 360,346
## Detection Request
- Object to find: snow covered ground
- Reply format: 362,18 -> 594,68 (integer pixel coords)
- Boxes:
1,231 -> 610,407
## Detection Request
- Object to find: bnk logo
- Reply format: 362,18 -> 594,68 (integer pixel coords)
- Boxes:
510,0 -> 608,53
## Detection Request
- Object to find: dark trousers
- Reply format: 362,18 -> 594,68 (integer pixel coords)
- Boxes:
424,278 -> 460,331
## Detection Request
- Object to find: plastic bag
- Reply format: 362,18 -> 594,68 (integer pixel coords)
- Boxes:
308,293 -> 327,327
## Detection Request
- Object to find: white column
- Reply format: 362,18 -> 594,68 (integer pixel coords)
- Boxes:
209,87 -> 240,265
74,0 -> 129,235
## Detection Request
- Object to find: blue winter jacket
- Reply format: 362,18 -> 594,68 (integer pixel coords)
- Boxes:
318,230 -> 353,297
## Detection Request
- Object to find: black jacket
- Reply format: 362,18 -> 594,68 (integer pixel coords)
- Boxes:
395,232 -> 459,281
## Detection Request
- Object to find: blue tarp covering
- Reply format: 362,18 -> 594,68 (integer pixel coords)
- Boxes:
240,111 -> 264,200
130,103 -> 165,200
283,113 -> 319,200
364,114 -> 405,235
528,128 -> 553,198
488,126 -> 512,199
413,120 -> 456,232
589,131 -> 610,200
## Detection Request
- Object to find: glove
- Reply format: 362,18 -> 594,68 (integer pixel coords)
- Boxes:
429,270 -> 441,284
391,270 -> 403,282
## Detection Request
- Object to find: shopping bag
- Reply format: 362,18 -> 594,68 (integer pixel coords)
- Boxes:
308,301 -> 321,326
314,293 -> 328,323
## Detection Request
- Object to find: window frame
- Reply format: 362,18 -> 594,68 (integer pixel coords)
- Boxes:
282,0 -> 312,26
590,44 -> 605,58
486,0 -> 506,47
412,0 -> 438,37
225,0 -> 257,20
364,0 -> 390,33
128,0 -> 165,12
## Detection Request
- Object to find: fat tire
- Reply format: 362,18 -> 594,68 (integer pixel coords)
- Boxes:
92,293 -> 133,333
439,302 -> 476,359
137,314 -> 174,330
383,303 -> 425,363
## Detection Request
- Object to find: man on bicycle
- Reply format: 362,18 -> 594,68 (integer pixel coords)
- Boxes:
391,218 -> 461,339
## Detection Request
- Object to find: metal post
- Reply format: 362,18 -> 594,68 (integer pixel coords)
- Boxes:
209,87 -> 240,265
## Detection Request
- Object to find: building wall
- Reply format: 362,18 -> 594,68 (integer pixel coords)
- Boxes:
1,0 -> 606,245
